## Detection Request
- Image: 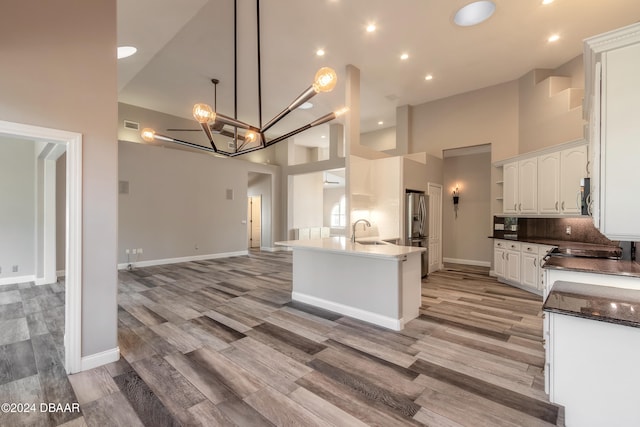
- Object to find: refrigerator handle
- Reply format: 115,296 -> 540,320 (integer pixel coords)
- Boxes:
419,195 -> 426,236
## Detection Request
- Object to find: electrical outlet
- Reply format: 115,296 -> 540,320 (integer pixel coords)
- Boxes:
132,249 -> 137,255
12,265 -> 18,272
137,248 -> 143,254
195,244 -> 199,250
565,225 -> 572,235
0,266 -> 2,274
125,249 -> 130,255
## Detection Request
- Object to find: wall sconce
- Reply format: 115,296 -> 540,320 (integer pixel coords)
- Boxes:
452,185 -> 460,218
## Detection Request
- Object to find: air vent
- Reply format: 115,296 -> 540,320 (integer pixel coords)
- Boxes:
123,120 -> 139,131
228,141 -> 236,150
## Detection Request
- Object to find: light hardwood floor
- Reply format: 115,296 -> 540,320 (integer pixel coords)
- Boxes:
0,252 -> 563,426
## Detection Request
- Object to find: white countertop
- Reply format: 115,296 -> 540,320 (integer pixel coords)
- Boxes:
275,236 -> 425,259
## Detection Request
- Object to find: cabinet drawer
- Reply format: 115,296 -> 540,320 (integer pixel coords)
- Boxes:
494,240 -> 507,249
522,244 -> 537,253
506,242 -> 521,251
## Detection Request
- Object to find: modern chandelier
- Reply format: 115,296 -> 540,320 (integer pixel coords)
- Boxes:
141,0 -> 348,157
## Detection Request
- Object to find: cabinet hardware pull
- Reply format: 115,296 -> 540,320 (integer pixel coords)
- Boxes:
555,201 -> 558,210
518,203 -> 521,211
542,339 -> 546,345
576,190 -> 582,211
514,203 -> 517,211
542,313 -> 546,319
561,201 -> 565,211
586,160 -> 590,176
534,258 -> 537,267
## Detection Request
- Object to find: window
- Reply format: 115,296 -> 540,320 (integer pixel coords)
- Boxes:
330,196 -> 346,228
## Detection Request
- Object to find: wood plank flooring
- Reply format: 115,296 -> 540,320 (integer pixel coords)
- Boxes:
0,253 -> 564,426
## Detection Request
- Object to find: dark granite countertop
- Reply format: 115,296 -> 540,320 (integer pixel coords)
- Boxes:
543,256 -> 640,278
543,281 -> 640,327
489,236 -> 621,254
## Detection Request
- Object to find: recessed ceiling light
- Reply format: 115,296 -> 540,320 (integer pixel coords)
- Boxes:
400,53 -> 409,60
425,74 -> 434,81
321,135 -> 326,138
453,1 -> 496,27
542,0 -> 554,4
300,102 -> 314,110
316,49 -> 325,56
378,121 -> 384,125
366,23 -> 376,33
117,46 -> 137,59
548,34 -> 560,42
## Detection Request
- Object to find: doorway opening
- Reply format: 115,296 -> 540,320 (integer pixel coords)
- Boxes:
0,120 -> 82,374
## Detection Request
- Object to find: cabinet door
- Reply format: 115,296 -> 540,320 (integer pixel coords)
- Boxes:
538,152 -> 560,214
503,162 -> 518,214
494,247 -> 505,278
600,43 -> 640,239
505,251 -> 521,283
521,251 -> 538,289
560,145 -> 587,215
518,158 -> 538,214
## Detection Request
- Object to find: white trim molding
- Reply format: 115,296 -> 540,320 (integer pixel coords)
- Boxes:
0,275 -> 36,286
81,347 -> 120,371
117,250 -> 249,270
0,120 -> 82,375
443,257 -> 491,268
292,291 -> 403,331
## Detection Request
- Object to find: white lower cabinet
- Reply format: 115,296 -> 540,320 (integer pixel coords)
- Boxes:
494,239 -> 555,295
520,245 -> 538,289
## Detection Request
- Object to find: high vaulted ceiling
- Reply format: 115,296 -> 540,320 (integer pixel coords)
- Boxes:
117,0 -> 640,148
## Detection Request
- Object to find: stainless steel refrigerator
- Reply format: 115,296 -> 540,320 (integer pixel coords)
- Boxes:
405,190 -> 429,277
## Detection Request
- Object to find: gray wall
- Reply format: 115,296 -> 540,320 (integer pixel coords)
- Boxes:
442,152 -> 492,265
0,137 -> 35,279
0,0 -> 118,357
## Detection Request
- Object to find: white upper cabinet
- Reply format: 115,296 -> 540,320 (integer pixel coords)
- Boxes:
585,23 -> 640,239
518,158 -> 538,214
559,145 -> 587,215
503,162 -> 519,214
499,140 -> 587,216
538,152 -> 561,214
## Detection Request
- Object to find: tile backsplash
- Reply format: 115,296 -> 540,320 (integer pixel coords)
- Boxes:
494,216 -> 616,246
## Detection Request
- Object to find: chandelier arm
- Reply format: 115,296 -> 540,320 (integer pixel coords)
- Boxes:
261,85 -> 317,133
264,110 -> 337,147
199,122 -> 217,150
215,113 -> 259,132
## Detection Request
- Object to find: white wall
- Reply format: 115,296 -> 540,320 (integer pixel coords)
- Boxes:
361,127 -> 396,151
0,0 -> 118,357
0,137 -> 35,280
323,187 -> 346,236
118,141 -> 280,263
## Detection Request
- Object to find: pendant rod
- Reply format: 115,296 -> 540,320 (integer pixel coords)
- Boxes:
256,0 -> 263,128
233,0 -> 238,121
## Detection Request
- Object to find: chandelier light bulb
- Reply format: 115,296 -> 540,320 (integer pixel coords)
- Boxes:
245,131 -> 258,143
141,128 -> 156,142
313,67 -> 338,93
192,103 -> 216,124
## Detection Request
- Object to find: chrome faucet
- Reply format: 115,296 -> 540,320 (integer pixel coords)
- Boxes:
351,219 -> 371,243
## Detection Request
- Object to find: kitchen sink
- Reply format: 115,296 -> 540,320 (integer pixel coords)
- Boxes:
357,240 -> 391,246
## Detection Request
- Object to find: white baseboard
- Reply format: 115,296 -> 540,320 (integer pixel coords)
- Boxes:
117,250 -> 249,270
292,291 -> 402,331
259,246 -> 288,252
443,257 -> 491,268
81,346 -> 120,371
0,275 -> 35,286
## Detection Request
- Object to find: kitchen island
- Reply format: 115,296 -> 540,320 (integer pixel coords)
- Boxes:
275,237 -> 426,331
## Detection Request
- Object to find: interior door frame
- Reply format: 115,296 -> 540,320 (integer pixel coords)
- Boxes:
0,120 -> 82,374
427,182 -> 444,272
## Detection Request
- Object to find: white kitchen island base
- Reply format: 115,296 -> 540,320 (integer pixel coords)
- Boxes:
277,237 -> 424,331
